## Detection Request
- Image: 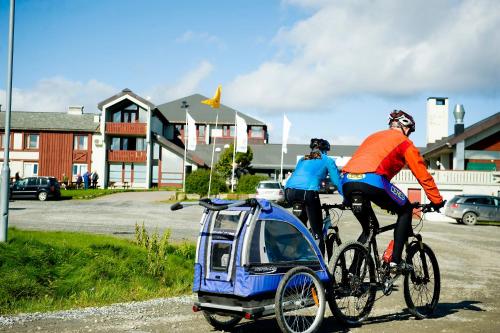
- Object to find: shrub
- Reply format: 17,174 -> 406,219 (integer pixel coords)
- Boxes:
185,169 -> 227,196
237,174 -> 268,193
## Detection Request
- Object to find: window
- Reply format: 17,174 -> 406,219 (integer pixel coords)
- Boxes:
74,135 -> 88,150
250,126 -> 263,138
133,164 -> 146,183
136,138 -> 146,151
198,125 -> 206,138
72,164 -> 88,179
435,99 -> 446,106
25,134 -> 39,149
229,125 -> 235,137
249,220 -> 317,264
0,134 -> 5,149
112,111 -> 121,122
122,138 -> 128,150
23,162 -> 38,177
111,138 -> 120,150
109,163 -> 122,182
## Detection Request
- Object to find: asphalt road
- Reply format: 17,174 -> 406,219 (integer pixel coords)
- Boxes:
2,192 -> 500,332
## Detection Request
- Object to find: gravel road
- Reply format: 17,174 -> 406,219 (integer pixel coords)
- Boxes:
1,192 -> 500,332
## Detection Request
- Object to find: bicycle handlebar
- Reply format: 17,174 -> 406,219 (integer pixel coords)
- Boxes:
411,200 -> 447,214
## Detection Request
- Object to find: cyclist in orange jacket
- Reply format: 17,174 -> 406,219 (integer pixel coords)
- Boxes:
341,110 -> 445,271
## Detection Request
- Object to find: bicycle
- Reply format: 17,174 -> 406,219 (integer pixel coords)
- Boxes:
327,201 -> 442,325
291,201 -> 348,262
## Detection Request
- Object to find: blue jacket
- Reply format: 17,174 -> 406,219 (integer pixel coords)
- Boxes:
285,152 -> 341,192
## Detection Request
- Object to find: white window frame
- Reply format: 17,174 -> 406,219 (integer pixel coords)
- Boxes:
25,134 -> 39,149
74,135 -> 88,150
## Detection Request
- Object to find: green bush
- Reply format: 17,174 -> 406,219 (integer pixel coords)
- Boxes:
237,174 -> 268,193
185,169 -> 227,197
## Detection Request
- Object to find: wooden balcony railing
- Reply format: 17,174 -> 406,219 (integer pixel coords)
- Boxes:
105,122 -> 147,135
108,150 -> 147,163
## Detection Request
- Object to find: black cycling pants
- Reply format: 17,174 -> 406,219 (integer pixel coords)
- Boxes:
285,188 -> 324,255
343,182 -> 413,264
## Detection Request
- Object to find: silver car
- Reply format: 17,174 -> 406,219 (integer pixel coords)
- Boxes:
444,194 -> 500,225
256,180 -> 285,203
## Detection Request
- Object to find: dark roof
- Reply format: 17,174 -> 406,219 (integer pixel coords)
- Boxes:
423,112 -> 500,155
97,88 -> 155,110
156,94 -> 266,126
0,111 -> 99,132
191,144 -> 359,170
153,133 -> 206,167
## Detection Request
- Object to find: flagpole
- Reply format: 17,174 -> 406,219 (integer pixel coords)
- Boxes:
280,113 -> 285,183
230,112 -> 237,192
181,101 -> 189,193
208,110 -> 219,198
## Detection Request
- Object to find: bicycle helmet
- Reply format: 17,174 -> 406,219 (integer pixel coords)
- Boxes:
388,110 -> 415,135
310,138 -> 330,152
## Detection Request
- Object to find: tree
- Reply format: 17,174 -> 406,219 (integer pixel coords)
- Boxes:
215,143 -> 253,179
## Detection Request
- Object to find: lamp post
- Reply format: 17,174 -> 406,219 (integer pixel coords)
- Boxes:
1,0 -> 16,243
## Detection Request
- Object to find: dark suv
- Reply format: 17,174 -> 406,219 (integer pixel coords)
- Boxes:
10,176 -> 61,201
444,194 -> 499,225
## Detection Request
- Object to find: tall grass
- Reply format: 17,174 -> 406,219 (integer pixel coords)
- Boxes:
0,228 -> 195,315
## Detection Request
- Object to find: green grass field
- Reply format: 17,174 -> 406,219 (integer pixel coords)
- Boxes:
0,228 -> 195,315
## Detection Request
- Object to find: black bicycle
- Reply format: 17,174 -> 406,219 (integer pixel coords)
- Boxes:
328,202 -> 441,325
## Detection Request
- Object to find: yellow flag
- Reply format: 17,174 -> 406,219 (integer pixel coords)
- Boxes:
201,85 -> 221,109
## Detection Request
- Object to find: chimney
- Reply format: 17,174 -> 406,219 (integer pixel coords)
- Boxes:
453,104 -> 465,136
426,97 -> 449,144
68,105 -> 84,115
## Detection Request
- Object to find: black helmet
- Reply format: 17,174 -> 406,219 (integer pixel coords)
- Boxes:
310,138 -> 330,152
388,110 -> 415,134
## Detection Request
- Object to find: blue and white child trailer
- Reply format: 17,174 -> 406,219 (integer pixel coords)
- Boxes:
191,199 -> 330,319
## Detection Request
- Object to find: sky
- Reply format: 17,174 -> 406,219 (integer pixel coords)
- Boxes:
0,0 -> 499,147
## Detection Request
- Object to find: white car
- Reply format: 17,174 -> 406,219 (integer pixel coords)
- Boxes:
256,180 -> 285,203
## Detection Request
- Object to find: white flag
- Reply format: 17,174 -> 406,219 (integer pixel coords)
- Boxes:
236,114 -> 248,153
282,114 -> 291,153
187,112 -> 197,151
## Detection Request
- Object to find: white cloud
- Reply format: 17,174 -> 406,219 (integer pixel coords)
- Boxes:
148,60 -> 214,101
175,30 -> 225,49
227,0 -> 500,113
0,77 -> 116,113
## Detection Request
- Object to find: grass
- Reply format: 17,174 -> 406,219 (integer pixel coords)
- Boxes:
0,228 -> 195,315
59,186 -> 176,200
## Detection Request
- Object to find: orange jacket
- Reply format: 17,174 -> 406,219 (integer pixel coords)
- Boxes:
343,129 -> 443,204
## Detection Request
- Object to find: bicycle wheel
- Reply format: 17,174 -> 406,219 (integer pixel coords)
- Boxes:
202,311 -> 242,330
327,240 -> 377,325
275,266 -> 326,333
404,243 -> 440,319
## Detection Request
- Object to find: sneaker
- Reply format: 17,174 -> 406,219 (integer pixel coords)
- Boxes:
389,261 -> 413,274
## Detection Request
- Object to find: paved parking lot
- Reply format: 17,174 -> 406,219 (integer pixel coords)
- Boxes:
4,192 -> 500,332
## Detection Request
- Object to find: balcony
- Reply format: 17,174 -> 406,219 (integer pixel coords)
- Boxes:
108,150 -> 147,163
105,122 -> 146,136
393,169 -> 500,185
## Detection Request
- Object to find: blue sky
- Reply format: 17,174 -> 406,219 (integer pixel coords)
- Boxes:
0,0 -> 499,147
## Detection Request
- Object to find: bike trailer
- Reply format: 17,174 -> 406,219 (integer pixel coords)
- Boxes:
191,199 -> 329,318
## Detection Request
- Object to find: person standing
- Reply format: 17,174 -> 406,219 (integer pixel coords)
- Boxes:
15,172 -> 20,182
83,171 -> 90,190
91,171 -> 99,189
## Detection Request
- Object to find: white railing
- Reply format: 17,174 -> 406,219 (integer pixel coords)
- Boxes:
393,169 -> 499,185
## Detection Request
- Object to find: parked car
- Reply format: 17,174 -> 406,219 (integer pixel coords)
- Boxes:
444,194 -> 500,225
256,180 -> 285,203
319,176 -> 337,194
10,176 -> 61,201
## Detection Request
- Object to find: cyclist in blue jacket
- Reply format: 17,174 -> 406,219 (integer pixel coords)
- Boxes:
285,138 -> 341,255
